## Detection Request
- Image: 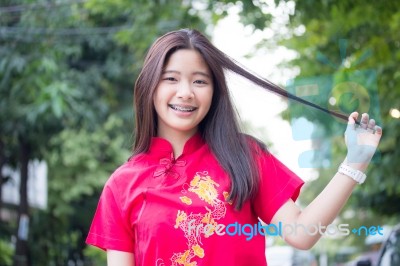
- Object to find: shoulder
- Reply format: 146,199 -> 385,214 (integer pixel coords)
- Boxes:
241,134 -> 290,171
104,153 -> 150,191
241,133 -> 269,157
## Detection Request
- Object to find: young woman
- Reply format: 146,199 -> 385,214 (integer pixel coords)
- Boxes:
86,29 -> 382,266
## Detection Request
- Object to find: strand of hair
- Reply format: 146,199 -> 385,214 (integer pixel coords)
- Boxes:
219,53 -> 360,125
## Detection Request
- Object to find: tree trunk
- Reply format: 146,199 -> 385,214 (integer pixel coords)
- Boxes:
13,137 -> 30,266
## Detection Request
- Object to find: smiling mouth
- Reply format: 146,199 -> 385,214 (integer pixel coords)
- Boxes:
168,104 -> 197,112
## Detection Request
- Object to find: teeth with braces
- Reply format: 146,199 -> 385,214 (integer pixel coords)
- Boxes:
170,105 -> 196,112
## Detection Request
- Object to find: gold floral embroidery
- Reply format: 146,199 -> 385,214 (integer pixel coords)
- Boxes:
189,173 -> 219,205
170,172 -> 227,266
174,210 -> 187,229
201,212 -> 211,223
179,196 -> 192,205
174,250 -> 195,266
192,244 -> 204,258
223,191 -> 233,205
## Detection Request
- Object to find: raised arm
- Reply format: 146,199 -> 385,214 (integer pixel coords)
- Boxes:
107,250 -> 135,266
271,112 -> 382,250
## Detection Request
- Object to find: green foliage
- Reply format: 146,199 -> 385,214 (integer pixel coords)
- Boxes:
207,0 -> 273,29
278,0 -> 400,217
1,0 -> 276,264
83,245 -> 107,265
0,239 -> 13,266
45,115 -> 131,216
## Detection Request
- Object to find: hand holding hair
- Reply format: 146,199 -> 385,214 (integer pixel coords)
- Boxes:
343,112 -> 383,173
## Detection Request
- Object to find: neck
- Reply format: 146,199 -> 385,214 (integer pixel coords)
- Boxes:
158,128 -> 197,158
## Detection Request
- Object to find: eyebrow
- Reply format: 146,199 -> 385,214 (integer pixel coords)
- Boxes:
162,70 -> 211,79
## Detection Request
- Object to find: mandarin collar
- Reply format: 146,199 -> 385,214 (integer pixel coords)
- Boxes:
148,132 -> 205,159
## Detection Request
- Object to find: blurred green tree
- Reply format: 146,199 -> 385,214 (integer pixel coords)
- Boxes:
228,0 -> 400,260
0,0 -> 275,265
277,0 -> 400,217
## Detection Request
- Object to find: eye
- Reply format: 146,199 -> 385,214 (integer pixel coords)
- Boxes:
194,80 -> 208,85
163,77 -> 177,82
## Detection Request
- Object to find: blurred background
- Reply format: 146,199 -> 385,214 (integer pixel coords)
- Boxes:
1,0 -> 399,265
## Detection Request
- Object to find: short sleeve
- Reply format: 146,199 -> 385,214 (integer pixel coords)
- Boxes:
86,178 -> 135,252
252,150 -> 304,224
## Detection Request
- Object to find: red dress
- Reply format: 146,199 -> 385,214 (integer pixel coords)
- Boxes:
86,133 -> 304,265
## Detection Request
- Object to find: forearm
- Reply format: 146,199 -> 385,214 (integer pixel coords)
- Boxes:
294,169 -> 357,244
272,112 -> 382,249
299,167 -> 358,224
275,166 -> 358,249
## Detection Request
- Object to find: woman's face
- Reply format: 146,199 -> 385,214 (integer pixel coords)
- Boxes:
153,49 -> 213,139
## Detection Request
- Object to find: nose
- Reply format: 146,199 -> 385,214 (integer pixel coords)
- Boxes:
176,81 -> 194,100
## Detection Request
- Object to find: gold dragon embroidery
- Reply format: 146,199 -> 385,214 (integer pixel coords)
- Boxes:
169,172 -> 229,266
